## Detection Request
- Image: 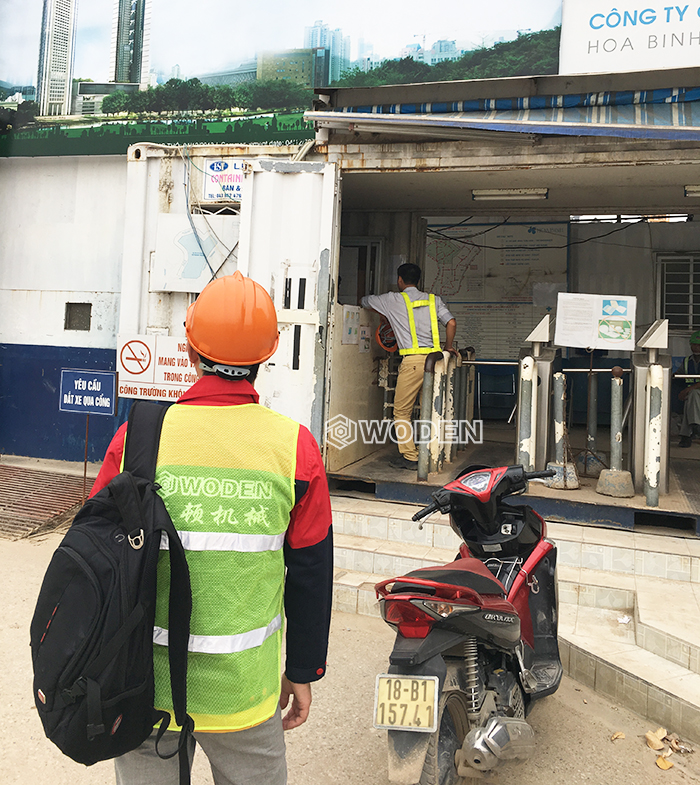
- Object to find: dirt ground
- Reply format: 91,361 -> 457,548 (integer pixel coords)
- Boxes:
4,532 -> 700,785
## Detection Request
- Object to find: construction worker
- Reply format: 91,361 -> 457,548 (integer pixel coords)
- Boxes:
90,272 -> 333,785
678,330 -> 700,447
361,263 -> 457,470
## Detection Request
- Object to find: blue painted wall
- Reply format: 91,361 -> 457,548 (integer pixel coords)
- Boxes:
0,343 -> 132,462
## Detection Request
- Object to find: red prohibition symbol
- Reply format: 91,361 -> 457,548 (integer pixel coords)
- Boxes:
120,340 -> 152,375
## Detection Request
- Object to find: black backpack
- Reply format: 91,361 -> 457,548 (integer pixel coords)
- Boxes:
30,401 -> 194,781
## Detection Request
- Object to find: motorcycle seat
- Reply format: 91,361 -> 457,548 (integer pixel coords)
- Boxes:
392,557 -> 506,597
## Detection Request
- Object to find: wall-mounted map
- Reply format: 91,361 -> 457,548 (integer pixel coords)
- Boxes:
424,221 -> 568,358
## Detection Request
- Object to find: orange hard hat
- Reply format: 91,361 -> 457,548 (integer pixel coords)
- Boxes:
186,271 -> 279,366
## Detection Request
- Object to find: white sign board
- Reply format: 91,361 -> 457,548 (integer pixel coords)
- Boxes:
560,0 -> 700,74
117,335 -> 198,402
554,293 -> 637,350
203,158 -> 247,202
151,214 -> 239,293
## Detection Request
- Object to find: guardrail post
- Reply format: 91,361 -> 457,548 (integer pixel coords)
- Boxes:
596,367 -> 634,498
644,363 -> 664,507
576,370 -> 607,477
517,356 -> 537,471
417,352 -> 443,482
546,372 -> 579,489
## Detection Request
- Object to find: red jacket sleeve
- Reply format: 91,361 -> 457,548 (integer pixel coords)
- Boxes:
283,425 -> 333,683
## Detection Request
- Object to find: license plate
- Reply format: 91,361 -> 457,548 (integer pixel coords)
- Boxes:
373,675 -> 439,733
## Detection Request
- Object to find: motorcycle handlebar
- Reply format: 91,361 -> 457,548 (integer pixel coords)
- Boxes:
523,469 -> 556,481
412,500 -> 439,522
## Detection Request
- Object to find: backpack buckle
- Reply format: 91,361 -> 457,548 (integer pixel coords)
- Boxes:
128,529 -> 145,550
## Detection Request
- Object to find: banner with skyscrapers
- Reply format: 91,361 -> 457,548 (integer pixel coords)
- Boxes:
0,0 -> 571,153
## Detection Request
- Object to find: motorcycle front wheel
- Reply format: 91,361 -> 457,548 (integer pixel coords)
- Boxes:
419,692 -> 470,785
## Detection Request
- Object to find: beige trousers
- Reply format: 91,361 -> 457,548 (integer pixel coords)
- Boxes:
393,355 -> 426,461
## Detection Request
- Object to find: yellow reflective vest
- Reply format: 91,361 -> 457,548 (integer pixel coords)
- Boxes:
399,292 -> 441,355
152,402 -> 299,732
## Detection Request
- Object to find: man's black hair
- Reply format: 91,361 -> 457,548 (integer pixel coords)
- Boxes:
397,263 -> 422,286
198,354 -> 260,384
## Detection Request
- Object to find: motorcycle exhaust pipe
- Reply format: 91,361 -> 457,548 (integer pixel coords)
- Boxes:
456,716 -> 536,773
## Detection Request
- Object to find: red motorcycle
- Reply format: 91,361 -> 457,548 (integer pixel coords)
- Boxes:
373,465 -> 561,785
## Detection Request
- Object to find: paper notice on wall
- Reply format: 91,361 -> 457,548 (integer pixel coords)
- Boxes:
554,293 -> 637,351
342,305 -> 360,345
359,325 -> 371,353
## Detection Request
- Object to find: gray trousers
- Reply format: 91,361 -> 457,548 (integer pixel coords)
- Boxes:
114,709 -> 286,785
680,388 -> 700,436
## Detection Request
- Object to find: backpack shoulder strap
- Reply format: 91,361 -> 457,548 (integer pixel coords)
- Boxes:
123,401 -> 170,480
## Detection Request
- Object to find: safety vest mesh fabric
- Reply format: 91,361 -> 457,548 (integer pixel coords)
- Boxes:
151,403 -> 299,732
684,356 -> 700,385
399,292 -> 441,355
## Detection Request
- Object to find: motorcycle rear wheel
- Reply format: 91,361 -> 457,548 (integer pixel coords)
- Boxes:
418,692 -> 470,785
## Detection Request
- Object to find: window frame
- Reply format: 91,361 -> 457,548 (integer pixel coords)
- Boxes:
656,253 -> 700,333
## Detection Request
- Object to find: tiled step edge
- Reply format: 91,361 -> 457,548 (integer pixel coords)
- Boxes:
334,532 -> 458,580
558,566 -> 700,675
333,568 -> 383,618
332,499 -> 461,552
561,633 -> 700,744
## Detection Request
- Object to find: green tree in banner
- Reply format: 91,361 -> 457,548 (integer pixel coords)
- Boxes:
15,101 -> 39,126
333,27 -> 560,87
234,80 -> 311,111
101,91 -> 129,114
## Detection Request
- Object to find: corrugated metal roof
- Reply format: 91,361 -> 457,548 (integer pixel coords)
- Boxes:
308,82 -> 700,141
306,109 -> 700,141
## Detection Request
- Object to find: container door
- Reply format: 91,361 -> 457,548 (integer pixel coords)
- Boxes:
237,159 -> 340,444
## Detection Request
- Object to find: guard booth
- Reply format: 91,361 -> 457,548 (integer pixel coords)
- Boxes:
49,66 -> 700,532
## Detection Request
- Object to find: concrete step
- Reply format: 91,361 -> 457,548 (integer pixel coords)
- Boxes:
560,603 -> 700,742
332,496 -> 461,551
332,568 -> 383,618
334,532 -> 457,579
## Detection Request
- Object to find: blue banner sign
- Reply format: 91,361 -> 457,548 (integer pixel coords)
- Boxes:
60,369 -> 117,416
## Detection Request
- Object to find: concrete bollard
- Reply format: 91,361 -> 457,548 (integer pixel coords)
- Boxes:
546,372 -> 579,489
597,367 -> 634,498
644,363 -> 664,508
576,370 -> 607,478
517,356 -> 536,472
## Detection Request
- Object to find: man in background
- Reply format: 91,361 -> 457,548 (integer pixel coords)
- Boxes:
361,263 -> 457,470
678,330 -> 700,447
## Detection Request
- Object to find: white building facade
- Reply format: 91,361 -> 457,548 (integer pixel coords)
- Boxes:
36,0 -> 78,116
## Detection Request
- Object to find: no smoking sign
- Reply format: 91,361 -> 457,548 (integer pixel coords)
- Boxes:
120,340 -> 152,375
117,335 -> 197,402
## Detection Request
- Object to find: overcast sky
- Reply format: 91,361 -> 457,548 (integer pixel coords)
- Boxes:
0,0 -> 562,86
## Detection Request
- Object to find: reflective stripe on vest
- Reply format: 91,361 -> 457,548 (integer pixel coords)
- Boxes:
399,292 -> 441,355
159,530 -> 286,552
684,356 -> 700,384
153,614 -> 282,654
152,402 -> 299,732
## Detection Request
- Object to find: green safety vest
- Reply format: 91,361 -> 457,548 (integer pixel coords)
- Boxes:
684,356 -> 700,384
151,402 -> 299,732
399,292 -> 441,356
